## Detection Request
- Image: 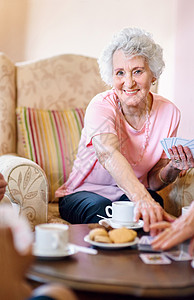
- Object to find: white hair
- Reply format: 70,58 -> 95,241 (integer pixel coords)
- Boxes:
98,27 -> 165,86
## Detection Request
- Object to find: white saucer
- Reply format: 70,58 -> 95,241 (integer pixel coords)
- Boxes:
191,260 -> 194,269
33,243 -> 78,260
99,218 -> 144,229
84,235 -> 139,249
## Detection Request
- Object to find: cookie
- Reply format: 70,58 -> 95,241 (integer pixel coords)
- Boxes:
94,235 -> 112,243
108,228 -> 137,243
89,228 -> 108,241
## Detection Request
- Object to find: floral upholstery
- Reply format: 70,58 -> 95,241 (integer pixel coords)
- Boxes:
0,51 -> 193,228
0,155 -> 48,230
16,54 -> 106,110
0,52 -> 108,227
0,53 -> 16,155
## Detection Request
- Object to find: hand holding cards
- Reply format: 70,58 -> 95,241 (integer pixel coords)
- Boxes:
160,137 -> 194,158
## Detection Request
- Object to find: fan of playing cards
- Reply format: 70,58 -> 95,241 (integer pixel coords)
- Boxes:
160,137 -> 194,159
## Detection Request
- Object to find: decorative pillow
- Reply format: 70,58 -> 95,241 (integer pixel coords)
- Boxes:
16,107 -> 85,202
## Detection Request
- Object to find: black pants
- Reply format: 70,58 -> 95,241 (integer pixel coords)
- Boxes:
59,189 -> 163,224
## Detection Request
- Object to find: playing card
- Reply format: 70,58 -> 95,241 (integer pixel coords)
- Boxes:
164,137 -> 174,150
138,235 -> 161,252
164,250 -> 192,261
139,253 -> 171,264
160,140 -> 168,153
190,148 -> 194,157
160,137 -> 194,159
183,139 -> 194,147
174,137 -> 189,147
163,138 -> 172,158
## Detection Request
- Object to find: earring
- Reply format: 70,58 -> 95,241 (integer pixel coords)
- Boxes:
152,81 -> 156,85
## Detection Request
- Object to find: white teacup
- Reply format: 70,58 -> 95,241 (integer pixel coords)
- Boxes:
35,223 -> 69,254
105,201 -> 135,224
182,206 -> 190,215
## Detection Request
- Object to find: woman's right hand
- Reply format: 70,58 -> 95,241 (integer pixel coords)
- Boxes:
0,173 -> 7,201
134,197 -> 175,235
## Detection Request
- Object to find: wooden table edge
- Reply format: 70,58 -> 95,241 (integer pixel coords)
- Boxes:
27,270 -> 194,298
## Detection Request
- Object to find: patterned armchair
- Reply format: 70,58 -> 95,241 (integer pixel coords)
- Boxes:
0,52 -> 107,229
0,52 -> 193,230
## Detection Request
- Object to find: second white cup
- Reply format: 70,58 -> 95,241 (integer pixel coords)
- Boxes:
35,223 -> 69,254
105,201 -> 135,224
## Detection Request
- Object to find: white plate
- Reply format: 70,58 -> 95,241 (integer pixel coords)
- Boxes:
99,218 -> 144,229
33,243 -> 78,260
84,235 -> 139,249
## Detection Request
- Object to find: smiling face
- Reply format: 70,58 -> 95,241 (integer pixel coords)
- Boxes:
113,50 -> 156,110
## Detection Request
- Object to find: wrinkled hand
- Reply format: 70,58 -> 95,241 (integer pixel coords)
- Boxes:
0,173 -> 7,201
169,145 -> 194,171
150,203 -> 194,256
134,200 -> 175,236
0,227 -> 34,300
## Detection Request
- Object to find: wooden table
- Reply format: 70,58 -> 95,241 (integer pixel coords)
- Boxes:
27,224 -> 194,299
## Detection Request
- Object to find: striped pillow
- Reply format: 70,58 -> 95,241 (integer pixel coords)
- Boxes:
16,107 -> 85,202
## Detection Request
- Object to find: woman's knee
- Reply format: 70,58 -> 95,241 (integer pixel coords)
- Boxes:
59,191 -> 111,224
148,189 -> 164,207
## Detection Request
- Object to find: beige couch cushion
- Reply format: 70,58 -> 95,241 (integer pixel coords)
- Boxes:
16,54 -> 107,110
0,53 -> 16,155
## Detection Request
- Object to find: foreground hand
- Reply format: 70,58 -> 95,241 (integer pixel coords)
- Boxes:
169,145 -> 194,170
134,200 -> 175,236
150,203 -> 194,256
0,227 -> 34,300
0,173 -> 7,200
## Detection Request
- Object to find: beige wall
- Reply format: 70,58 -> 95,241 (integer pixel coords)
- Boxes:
0,0 -> 193,138
174,0 -> 194,139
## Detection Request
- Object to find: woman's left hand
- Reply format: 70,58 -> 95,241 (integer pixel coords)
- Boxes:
134,199 -> 175,235
150,217 -> 194,256
150,202 -> 194,256
169,145 -> 194,170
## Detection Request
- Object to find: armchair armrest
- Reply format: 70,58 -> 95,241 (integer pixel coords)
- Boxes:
158,168 -> 194,217
0,154 -> 49,230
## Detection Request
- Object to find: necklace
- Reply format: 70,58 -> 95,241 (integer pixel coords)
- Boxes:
117,97 -> 151,167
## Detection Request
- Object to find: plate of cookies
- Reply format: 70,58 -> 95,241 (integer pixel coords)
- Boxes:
84,227 -> 139,249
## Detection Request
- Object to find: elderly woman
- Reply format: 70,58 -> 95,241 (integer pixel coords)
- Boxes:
56,27 -> 194,233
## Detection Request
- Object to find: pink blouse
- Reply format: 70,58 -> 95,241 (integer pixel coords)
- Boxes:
55,89 -> 180,201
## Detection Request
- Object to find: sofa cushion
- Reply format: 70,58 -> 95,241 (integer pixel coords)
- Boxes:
16,107 -> 85,202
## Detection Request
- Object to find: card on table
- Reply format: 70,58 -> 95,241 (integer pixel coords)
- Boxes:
139,253 -> 172,264
164,250 -> 192,261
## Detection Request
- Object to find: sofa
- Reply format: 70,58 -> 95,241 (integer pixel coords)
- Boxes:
0,52 -> 193,230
